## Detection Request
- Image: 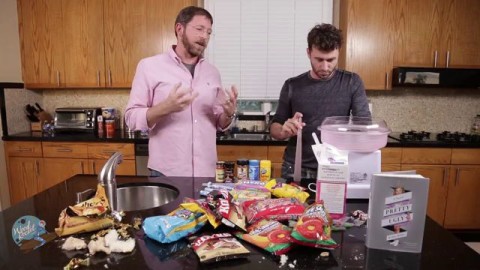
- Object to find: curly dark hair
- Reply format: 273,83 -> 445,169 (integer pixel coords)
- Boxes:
174,6 -> 213,37
307,24 -> 343,51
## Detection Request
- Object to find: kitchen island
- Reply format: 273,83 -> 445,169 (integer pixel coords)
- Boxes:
0,175 -> 479,269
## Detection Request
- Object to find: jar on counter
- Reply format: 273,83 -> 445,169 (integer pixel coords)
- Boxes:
236,159 -> 248,181
224,161 -> 235,183
215,161 -> 225,183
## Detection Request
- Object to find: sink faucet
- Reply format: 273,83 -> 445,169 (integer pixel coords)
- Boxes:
98,152 -> 123,221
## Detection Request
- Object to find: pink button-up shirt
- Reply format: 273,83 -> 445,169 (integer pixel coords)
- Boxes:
125,47 -> 224,177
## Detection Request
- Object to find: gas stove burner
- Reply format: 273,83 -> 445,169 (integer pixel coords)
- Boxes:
437,131 -> 480,143
399,130 -> 432,141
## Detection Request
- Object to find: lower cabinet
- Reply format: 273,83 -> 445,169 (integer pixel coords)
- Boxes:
7,156 -> 42,205
41,158 -> 89,192
5,141 -> 136,205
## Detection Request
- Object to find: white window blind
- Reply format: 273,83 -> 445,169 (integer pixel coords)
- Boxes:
204,0 -> 333,99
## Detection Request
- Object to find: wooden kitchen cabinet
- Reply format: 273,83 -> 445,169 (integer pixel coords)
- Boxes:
62,0 -> 105,88
443,149 -> 480,229
401,148 -> 451,226
394,0 -> 480,68
18,0 -> 195,89
339,0 -> 396,90
4,141 -> 43,205
88,143 -> 136,175
7,157 -> 42,205
217,145 -> 268,162
17,0 -> 65,88
267,146 -> 286,178
40,158 -> 89,192
103,0 -> 195,88
381,147 -> 402,172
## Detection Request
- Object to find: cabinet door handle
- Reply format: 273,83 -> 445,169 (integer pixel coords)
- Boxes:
443,168 -> 448,186
433,51 -> 438,67
454,168 -> 460,186
81,162 -> 84,173
108,70 -> 112,86
93,162 -> 96,173
56,71 -> 60,87
97,70 -> 101,86
385,72 -> 389,89
446,51 -> 450,68
56,148 -> 73,152
17,147 -> 33,152
35,160 -> 40,175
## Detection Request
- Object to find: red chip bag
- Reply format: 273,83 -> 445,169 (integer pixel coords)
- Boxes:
290,201 -> 338,249
244,198 -> 305,224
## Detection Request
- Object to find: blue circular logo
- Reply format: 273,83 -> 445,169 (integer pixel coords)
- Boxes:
11,215 -> 47,246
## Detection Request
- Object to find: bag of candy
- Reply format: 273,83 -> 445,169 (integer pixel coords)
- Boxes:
290,201 -> 338,249
191,233 -> 250,263
235,219 -> 292,255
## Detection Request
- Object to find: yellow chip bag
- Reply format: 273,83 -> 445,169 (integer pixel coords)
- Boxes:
266,179 -> 310,203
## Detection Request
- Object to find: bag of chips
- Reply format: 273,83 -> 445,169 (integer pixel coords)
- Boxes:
290,201 -> 338,249
143,202 -> 208,243
265,179 -> 310,203
235,219 -> 292,255
244,198 -> 305,224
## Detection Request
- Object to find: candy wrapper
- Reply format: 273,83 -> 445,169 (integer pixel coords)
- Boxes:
235,219 -> 292,255
244,198 -> 305,224
143,202 -> 208,244
230,181 -> 271,204
55,184 -> 114,237
191,233 -> 250,264
265,179 -> 310,203
290,201 -> 338,249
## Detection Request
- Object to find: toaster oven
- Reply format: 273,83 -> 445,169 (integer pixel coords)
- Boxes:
54,107 -> 102,132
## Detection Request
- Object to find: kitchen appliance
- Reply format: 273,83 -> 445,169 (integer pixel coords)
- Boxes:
54,107 -> 101,132
392,67 -> 480,88
319,116 -> 391,152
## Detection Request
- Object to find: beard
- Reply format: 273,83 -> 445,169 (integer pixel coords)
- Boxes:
181,34 -> 206,58
312,67 -> 336,80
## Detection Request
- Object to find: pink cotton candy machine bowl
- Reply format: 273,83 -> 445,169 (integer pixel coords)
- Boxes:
318,116 -> 391,152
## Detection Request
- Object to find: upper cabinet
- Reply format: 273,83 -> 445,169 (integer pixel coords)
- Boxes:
394,0 -> 480,68
339,0 -> 480,90
339,0 -> 396,90
17,0 -> 65,88
17,0 -> 196,89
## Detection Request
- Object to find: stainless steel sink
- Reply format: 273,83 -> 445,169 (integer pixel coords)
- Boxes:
116,183 -> 179,211
219,133 -> 270,140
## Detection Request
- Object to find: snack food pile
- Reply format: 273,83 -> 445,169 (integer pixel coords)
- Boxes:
143,179 -> 339,264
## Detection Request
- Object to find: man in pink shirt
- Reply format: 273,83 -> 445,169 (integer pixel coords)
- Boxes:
125,6 -> 238,177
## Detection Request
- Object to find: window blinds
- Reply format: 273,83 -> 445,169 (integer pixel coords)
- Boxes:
204,0 -> 333,99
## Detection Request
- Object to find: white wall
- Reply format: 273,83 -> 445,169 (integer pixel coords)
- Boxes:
0,0 -> 23,210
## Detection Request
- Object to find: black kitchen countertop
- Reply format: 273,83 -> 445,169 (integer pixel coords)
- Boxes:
5,130 -> 480,148
0,175 -> 479,269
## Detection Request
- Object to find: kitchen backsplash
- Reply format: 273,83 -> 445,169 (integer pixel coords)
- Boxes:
4,87 -> 480,134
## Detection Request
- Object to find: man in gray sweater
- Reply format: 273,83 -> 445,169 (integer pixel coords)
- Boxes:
270,23 -> 371,180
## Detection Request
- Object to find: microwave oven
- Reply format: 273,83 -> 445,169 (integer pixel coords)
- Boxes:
54,107 -> 102,132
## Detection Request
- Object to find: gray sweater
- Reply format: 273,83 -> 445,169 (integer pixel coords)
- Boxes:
272,69 -> 371,169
